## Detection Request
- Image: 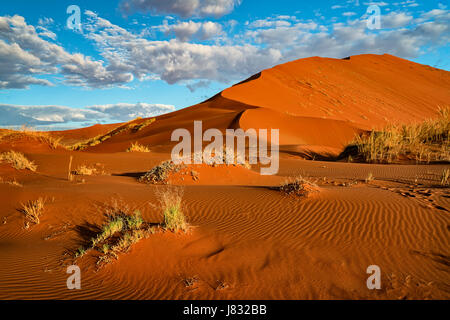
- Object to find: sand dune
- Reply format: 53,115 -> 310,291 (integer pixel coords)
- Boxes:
0,54 -> 449,300
59,54 -> 450,156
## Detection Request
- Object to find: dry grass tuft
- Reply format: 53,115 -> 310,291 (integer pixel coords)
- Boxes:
0,177 -> 23,187
75,194 -> 188,266
139,160 -> 179,184
73,165 -> 97,176
0,150 -> 37,171
156,186 -> 188,233
365,172 -> 374,183
75,199 -> 155,266
126,142 -> 151,152
278,176 -> 318,197
441,168 -> 449,186
349,107 -> 449,163
0,126 -> 62,149
68,117 -> 155,150
21,197 -> 45,226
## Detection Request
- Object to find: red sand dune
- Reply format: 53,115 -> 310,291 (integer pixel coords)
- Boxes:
66,54 -> 450,157
0,54 -> 449,300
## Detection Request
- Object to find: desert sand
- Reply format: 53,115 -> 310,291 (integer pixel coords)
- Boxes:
0,54 -> 449,299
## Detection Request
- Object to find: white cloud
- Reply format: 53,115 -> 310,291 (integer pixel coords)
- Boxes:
163,20 -> 223,41
120,0 -> 241,18
87,102 -> 175,120
83,11 -> 282,84
1,5 -> 449,92
0,15 -> 133,89
382,12 -> 413,28
38,17 -> 54,26
0,102 -> 175,128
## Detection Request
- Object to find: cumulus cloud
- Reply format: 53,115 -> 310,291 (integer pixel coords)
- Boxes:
0,15 -> 133,89
0,103 -> 174,128
87,102 -> 175,120
382,12 -> 413,28
163,20 -> 223,41
120,0 -> 241,18
83,11 -> 282,84
1,5 -> 449,92
186,80 -> 211,92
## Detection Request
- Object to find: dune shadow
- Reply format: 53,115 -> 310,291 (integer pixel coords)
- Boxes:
73,221 -> 102,246
112,172 -> 146,178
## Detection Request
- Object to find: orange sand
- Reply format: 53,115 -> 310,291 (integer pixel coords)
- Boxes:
0,54 -> 449,299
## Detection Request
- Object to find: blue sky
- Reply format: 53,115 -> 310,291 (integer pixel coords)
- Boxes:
0,0 -> 449,129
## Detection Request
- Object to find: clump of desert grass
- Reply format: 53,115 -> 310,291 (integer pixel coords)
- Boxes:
0,177 -> 22,187
129,118 -> 155,132
156,186 -> 188,233
20,197 -> 45,228
68,117 -> 155,151
0,150 -> 37,171
139,160 -> 180,184
73,165 -> 97,176
75,199 -> 155,266
74,192 -> 189,266
365,172 -> 375,183
126,142 -> 151,152
277,176 -> 319,197
0,126 -> 62,149
441,168 -> 449,186
72,163 -> 106,176
349,107 -> 449,164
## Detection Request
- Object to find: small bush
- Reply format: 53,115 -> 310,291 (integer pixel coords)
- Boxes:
126,142 -> 151,152
157,187 -> 188,233
21,197 -> 45,226
139,160 -> 179,184
0,151 -> 37,171
72,164 -> 105,176
278,176 -> 318,197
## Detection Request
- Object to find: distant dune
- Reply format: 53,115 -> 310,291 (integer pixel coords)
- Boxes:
55,54 -> 450,157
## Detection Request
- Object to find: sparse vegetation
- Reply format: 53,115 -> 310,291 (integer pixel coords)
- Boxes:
365,172 -> 374,183
73,165 -> 98,176
278,176 -> 318,197
21,197 -> 45,226
441,168 -> 449,186
73,192 -> 189,264
0,126 -> 62,149
68,117 -> 155,150
0,150 -> 37,171
126,142 -> 151,152
75,246 -> 87,258
74,199 -> 157,266
139,160 -> 179,184
348,107 -> 449,163
0,177 -> 22,187
157,186 -> 188,233
129,118 -> 155,132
